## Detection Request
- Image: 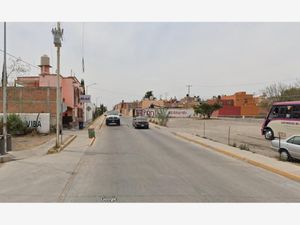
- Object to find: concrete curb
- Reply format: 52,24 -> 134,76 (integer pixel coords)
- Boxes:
88,115 -> 105,129
0,153 -> 16,163
47,135 -> 77,154
89,137 -> 96,146
149,122 -> 167,130
88,115 -> 105,147
173,132 -> 300,182
98,117 -> 105,130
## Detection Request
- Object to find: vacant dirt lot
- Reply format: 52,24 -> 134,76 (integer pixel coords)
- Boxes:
12,133 -> 55,151
167,117 -> 278,158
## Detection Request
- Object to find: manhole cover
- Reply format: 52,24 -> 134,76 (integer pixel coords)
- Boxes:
98,196 -> 117,202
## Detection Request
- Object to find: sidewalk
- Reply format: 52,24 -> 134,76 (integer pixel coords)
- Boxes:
150,122 -> 300,182
0,116 -> 105,201
1,116 -> 105,163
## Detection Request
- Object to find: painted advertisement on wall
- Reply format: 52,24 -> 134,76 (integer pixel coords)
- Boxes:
134,108 -> 194,118
167,109 -> 194,118
0,113 -> 50,133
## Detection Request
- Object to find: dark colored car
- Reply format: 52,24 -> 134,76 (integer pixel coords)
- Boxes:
132,116 -> 149,129
106,115 -> 120,126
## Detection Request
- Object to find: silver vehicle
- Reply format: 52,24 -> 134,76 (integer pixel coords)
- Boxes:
271,135 -> 300,161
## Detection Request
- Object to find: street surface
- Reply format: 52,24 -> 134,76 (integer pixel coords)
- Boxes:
65,117 -> 300,202
1,117 -> 300,202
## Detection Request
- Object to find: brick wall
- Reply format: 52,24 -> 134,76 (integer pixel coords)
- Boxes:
221,92 -> 259,116
0,87 -> 57,126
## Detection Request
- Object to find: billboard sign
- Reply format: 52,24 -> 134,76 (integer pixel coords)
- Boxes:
134,108 -> 194,118
80,95 -> 91,103
167,109 -> 194,118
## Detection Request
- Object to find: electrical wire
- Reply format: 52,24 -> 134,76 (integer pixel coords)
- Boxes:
88,86 -> 141,98
192,77 -> 299,88
0,49 -> 39,69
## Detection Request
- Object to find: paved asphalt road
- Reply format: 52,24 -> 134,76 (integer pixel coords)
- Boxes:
63,117 -> 300,202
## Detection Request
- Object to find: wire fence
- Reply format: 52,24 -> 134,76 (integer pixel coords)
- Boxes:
168,117 -> 278,158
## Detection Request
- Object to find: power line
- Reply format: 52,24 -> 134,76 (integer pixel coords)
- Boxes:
0,49 -> 39,69
88,86 -> 141,97
192,77 -> 299,88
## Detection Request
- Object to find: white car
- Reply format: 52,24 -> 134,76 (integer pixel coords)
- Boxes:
271,135 -> 300,161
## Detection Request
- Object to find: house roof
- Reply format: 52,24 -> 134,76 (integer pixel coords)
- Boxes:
273,101 -> 300,106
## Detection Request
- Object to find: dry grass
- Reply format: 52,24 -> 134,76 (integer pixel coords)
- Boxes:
12,133 -> 55,151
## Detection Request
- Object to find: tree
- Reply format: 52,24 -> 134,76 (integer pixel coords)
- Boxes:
193,102 -> 222,119
260,82 -> 300,110
80,79 -> 85,94
5,58 -> 30,86
281,87 -> 300,101
99,104 -> 107,115
144,91 -> 155,100
94,104 -> 107,118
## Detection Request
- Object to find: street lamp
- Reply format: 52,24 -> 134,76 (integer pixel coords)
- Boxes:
84,83 -> 97,124
52,22 -> 63,148
86,82 -> 97,94
95,96 -> 100,107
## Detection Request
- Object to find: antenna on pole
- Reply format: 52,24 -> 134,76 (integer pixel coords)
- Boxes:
186,84 -> 192,96
82,23 -> 85,73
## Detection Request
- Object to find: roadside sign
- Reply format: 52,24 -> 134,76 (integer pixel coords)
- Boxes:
80,95 -> 91,103
278,132 -> 286,139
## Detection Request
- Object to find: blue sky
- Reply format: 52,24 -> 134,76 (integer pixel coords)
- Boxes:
1,22 -> 300,109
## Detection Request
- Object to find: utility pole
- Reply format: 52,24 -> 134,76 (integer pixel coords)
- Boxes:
52,22 -> 63,148
186,84 -> 192,96
2,22 -> 7,155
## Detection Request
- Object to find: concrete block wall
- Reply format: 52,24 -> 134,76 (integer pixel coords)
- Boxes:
0,87 -> 57,127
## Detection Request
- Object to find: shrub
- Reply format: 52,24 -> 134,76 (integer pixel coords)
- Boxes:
156,108 -> 169,126
0,114 -> 27,135
239,143 -> 250,151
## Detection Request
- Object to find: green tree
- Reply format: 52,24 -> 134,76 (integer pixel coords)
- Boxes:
94,104 -> 107,118
99,104 -> 107,115
144,91 -> 155,100
80,79 -> 85,94
193,102 -> 222,119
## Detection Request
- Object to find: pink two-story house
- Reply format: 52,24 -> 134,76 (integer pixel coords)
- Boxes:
16,55 -> 84,127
